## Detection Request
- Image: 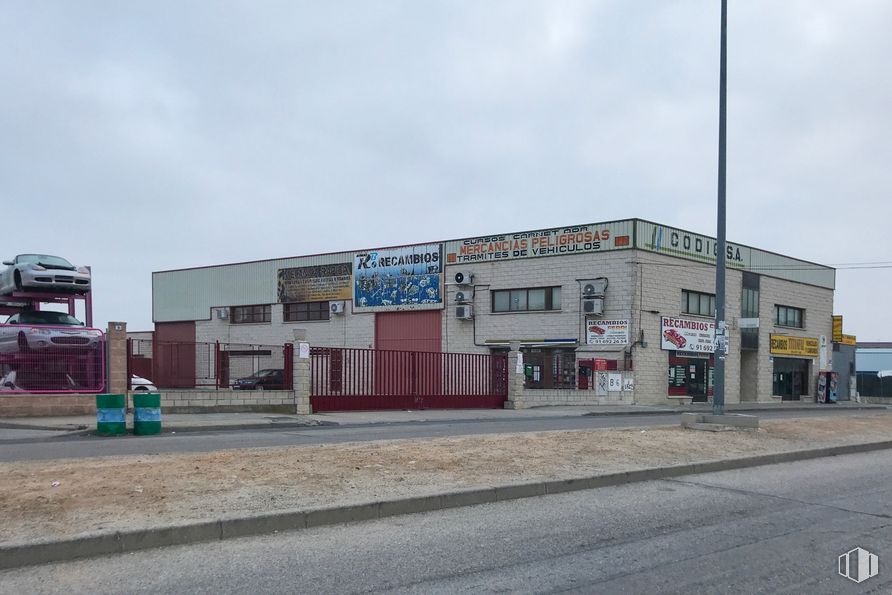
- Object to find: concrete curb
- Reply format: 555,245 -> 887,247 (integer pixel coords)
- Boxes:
583,405 -> 888,417
4,438 -> 892,570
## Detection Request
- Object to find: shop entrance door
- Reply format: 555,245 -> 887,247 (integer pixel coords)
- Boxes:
773,358 -> 809,401
688,360 -> 708,402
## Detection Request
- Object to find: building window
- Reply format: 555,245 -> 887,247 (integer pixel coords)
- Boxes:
682,290 -> 715,317
775,305 -> 804,328
741,272 -> 760,350
492,287 -> 561,313
230,304 -> 271,324
284,301 -> 330,322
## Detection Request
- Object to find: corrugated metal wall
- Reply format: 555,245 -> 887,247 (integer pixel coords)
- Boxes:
153,252 -> 354,322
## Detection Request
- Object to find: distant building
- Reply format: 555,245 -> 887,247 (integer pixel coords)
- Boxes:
856,342 -> 892,397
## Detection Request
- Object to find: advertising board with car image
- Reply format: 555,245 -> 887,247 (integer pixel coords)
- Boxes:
661,316 -> 716,353
586,319 -> 630,346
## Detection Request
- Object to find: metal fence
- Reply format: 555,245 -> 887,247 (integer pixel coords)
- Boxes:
310,347 -> 508,411
128,339 -> 293,390
0,323 -> 106,393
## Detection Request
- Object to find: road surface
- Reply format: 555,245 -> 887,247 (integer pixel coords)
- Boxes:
0,408 -> 885,462
2,448 -> 891,593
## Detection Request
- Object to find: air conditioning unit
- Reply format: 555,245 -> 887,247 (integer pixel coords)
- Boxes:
583,297 -> 604,315
455,291 -> 470,303
456,304 -> 473,320
453,271 -> 474,286
215,307 -> 229,320
330,301 -> 346,315
582,278 -> 608,298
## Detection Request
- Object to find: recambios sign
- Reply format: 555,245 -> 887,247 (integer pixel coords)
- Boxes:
660,316 -> 716,353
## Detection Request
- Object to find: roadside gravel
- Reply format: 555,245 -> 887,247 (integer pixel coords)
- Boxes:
3,415 -> 891,545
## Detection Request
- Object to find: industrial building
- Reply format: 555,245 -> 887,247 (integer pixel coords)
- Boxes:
151,219 -> 836,405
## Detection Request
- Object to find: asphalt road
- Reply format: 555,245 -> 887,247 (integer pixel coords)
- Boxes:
0,409 -> 886,463
3,449 -> 891,593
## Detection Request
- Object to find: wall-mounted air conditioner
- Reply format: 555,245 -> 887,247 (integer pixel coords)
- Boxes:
583,298 -> 604,315
330,301 -> 346,315
456,304 -> 473,320
455,291 -> 470,304
453,271 -> 474,285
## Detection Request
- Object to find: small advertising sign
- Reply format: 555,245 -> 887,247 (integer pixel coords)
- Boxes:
586,319 -> 630,346
832,315 -> 843,343
770,334 -> 820,357
660,317 -> 716,353
594,358 -> 608,371
841,334 -> 857,346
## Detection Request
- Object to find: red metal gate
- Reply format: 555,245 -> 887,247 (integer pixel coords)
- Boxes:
310,347 -> 507,411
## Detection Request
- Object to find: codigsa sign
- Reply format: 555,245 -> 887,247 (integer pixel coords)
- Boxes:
661,316 -> 716,353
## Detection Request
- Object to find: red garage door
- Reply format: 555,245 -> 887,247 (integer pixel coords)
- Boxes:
375,310 -> 442,352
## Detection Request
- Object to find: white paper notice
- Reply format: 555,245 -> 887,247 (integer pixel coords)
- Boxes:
298,342 -> 310,359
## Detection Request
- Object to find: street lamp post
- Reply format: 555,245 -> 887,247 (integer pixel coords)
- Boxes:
713,0 -> 728,416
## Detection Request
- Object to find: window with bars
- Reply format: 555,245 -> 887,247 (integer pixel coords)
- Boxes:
492,287 -> 561,313
682,290 -> 715,317
775,305 -> 804,328
230,304 -> 271,324
284,301 -> 330,322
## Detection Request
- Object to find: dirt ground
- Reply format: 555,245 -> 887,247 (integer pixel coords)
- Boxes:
3,415 -> 892,545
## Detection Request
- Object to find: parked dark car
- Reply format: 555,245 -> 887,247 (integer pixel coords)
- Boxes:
232,369 -> 285,390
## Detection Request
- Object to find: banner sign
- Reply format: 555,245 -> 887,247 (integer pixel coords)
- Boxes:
586,319 -> 630,346
443,221 -> 634,265
770,334 -> 819,357
277,263 -> 352,303
661,316 -> 716,353
353,244 -> 443,311
841,334 -> 857,346
832,315 -> 843,343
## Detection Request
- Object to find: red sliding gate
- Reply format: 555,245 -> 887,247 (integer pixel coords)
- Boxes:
310,347 -> 508,411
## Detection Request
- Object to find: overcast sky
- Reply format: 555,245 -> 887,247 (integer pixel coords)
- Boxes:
2,1 -> 890,338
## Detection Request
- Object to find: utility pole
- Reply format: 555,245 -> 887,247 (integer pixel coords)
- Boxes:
713,0 -> 728,416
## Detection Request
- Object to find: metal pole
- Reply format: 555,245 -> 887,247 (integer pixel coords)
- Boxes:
713,0 -> 728,416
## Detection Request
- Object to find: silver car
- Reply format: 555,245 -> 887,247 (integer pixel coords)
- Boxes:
0,254 -> 91,295
0,310 -> 102,353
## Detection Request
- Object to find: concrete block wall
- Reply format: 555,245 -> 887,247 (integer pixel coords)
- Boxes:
159,390 -> 296,414
195,301 -> 375,349
443,251 -> 637,353
759,275 -> 834,401
107,321 -> 128,394
632,251 -> 743,406
0,394 -> 96,417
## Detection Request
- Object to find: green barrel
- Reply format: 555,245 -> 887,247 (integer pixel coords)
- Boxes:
133,392 -> 162,435
96,394 -> 126,436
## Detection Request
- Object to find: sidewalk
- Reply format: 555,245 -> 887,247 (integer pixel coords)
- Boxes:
0,401 -> 886,436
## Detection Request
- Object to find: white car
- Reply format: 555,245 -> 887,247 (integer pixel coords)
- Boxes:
131,375 -> 158,391
0,311 -> 102,353
0,254 -> 91,295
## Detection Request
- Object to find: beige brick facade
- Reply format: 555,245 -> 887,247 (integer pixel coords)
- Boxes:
169,220 -> 835,407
